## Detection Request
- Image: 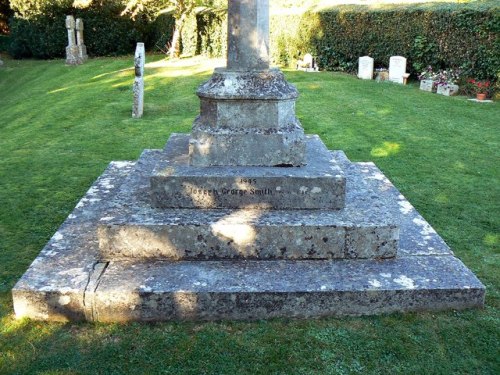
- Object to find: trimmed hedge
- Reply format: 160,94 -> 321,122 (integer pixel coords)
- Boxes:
272,3 -> 499,80
7,0 -> 170,59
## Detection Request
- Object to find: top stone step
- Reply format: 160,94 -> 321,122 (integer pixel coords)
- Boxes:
150,134 -> 345,210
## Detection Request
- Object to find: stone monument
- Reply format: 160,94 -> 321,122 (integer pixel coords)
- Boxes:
132,43 -> 145,118
13,0 -> 484,322
388,56 -> 407,84
75,18 -> 88,63
65,16 -> 80,65
358,56 -> 374,80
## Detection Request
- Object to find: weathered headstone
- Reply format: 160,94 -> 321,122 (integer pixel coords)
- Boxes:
132,43 -> 145,118
297,53 -> 318,72
189,0 -> 305,167
388,56 -> 407,84
0,55 -> 3,67
358,56 -> 374,80
12,0 -> 485,322
75,18 -> 88,62
65,15 -> 80,65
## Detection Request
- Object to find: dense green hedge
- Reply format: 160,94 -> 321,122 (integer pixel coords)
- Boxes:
273,2 -> 499,80
7,0 -> 171,59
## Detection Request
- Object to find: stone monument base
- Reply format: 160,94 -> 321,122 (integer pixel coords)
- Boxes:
12,136 -> 484,321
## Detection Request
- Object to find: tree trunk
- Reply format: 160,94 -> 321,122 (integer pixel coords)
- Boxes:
169,12 -> 188,59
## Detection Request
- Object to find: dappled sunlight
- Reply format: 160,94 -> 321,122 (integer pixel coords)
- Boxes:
183,182 -> 217,207
370,142 -> 401,157
146,57 -> 225,79
306,83 -> 321,90
47,87 -> 70,95
434,192 -> 449,204
454,161 -> 466,170
483,233 -> 498,246
173,293 -> 199,318
210,204 -> 270,256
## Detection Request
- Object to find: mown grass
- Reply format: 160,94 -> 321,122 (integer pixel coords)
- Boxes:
0,55 -> 498,374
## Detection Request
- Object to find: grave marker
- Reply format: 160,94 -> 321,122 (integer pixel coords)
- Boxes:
75,18 -> 88,62
389,56 -> 407,84
358,56 -> 374,80
132,43 -> 145,118
65,15 -> 80,65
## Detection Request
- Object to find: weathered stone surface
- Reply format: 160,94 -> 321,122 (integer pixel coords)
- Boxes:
436,84 -> 459,96
92,256 -> 485,322
227,0 -> 269,71
12,150 -> 485,321
190,69 -> 306,167
65,15 -> 81,65
132,43 -> 145,118
154,134 -> 343,209
101,136 -> 399,261
12,161 -> 134,321
75,18 -> 88,62
419,79 -> 435,92
189,124 -> 305,167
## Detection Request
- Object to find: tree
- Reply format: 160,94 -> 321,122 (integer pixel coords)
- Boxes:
123,0 -> 203,59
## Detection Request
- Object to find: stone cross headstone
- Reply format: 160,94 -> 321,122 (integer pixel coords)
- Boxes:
189,0 -> 305,167
65,15 -> 80,65
75,18 -> 88,62
132,42 -> 145,118
388,56 -> 407,84
358,56 -> 374,80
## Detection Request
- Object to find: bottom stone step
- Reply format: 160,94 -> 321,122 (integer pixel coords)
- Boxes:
89,256 -> 484,321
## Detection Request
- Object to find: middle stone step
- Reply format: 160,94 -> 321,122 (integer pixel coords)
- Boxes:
150,134 -> 346,210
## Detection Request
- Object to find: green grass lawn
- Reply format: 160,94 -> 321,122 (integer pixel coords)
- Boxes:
0,55 -> 498,374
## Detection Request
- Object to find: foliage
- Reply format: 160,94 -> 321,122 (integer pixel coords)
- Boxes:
0,0 -> 13,34
271,2 -> 499,82
0,56 -> 498,375
7,0 -> 153,58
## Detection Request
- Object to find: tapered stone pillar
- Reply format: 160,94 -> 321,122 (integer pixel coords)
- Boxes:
65,16 -> 80,65
75,18 -> 88,62
189,0 -> 305,167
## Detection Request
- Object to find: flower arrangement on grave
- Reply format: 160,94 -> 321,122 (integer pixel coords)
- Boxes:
435,69 -> 461,88
466,79 -> 491,94
418,65 -> 437,81
466,79 -> 491,100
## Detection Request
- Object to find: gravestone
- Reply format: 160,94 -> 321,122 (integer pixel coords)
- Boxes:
75,18 -> 88,62
13,0 -> 485,322
0,55 -> 3,67
132,43 -> 145,118
65,16 -> 80,65
358,56 -> 374,80
297,53 -> 318,72
389,56 -> 407,84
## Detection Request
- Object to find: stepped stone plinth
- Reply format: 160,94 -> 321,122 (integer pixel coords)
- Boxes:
12,0 -> 484,321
